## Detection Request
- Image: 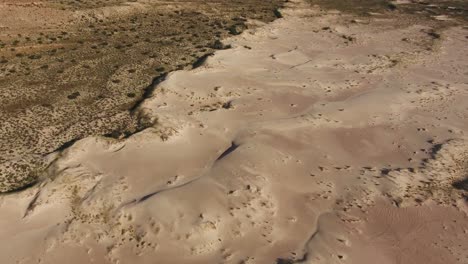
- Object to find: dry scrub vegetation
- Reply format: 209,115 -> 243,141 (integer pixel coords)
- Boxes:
307,0 -> 467,21
0,0 -> 285,192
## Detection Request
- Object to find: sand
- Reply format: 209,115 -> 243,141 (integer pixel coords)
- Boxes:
0,0 -> 467,263
0,0 -> 284,192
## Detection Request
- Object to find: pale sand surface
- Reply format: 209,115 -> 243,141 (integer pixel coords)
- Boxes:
1,0 -> 468,263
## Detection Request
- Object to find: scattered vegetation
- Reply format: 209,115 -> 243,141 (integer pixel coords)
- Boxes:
0,0 -> 286,192
307,0 -> 468,22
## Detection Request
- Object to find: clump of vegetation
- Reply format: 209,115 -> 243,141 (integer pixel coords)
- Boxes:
67,92 -> 81,100
228,23 -> 247,35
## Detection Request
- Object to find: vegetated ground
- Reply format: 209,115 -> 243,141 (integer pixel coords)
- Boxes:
0,0 -> 286,192
0,0 -> 466,192
307,0 -> 468,22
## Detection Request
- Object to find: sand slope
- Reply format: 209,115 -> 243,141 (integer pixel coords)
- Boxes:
1,1 -> 467,263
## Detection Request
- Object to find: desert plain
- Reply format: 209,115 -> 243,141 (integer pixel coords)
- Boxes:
0,0 -> 468,264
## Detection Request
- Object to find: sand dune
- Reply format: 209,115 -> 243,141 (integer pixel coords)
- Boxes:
1,0 -> 467,263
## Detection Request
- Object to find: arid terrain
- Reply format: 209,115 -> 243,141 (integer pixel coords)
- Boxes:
0,0 -> 284,192
1,0 -> 468,263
